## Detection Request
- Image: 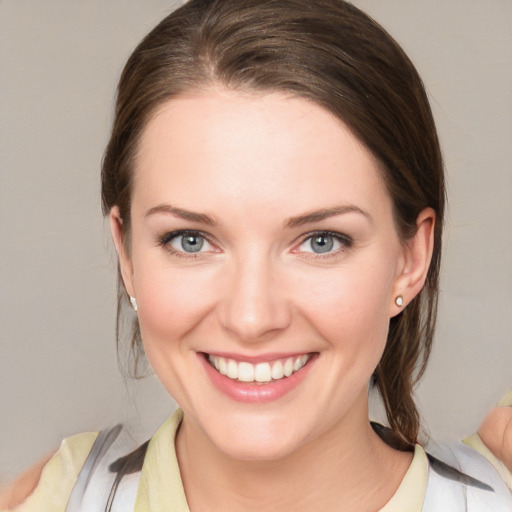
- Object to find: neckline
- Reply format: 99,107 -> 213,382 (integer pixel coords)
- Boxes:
134,409 -> 428,512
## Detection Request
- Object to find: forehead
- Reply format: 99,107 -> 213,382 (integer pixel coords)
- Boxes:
132,89 -> 392,220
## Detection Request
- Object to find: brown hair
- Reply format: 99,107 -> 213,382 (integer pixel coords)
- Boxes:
101,0 -> 445,448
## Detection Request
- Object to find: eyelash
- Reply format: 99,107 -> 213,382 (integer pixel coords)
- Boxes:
156,230 -> 353,259
294,231 -> 354,259
157,230 -> 217,259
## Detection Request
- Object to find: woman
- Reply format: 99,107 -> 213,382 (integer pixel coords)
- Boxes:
2,1 -> 511,510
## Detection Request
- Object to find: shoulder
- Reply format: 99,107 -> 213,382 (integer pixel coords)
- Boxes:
0,432 -> 98,512
423,440 -> 512,512
1,424 -> 150,512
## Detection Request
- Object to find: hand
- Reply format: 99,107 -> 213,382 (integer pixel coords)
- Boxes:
478,392 -> 512,471
0,452 -> 54,510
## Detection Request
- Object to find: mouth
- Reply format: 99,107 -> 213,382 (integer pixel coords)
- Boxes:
206,353 -> 313,384
199,351 -> 318,403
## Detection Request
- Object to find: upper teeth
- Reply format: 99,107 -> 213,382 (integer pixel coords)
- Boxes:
208,354 -> 310,383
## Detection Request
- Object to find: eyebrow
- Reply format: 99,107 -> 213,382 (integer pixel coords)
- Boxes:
145,203 -> 371,228
285,205 -> 372,228
145,204 -> 218,225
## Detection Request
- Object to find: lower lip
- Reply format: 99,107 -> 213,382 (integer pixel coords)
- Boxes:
199,353 -> 317,403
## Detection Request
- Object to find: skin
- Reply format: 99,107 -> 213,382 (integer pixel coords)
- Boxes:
479,407 -> 512,471
111,88 -> 435,511
0,452 -> 53,509
2,89 -> 509,509
3,411 -> 509,510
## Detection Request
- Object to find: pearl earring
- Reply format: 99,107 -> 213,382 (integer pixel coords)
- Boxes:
129,296 -> 138,312
395,295 -> 404,307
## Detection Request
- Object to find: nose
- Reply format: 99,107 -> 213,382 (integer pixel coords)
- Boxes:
218,253 -> 292,342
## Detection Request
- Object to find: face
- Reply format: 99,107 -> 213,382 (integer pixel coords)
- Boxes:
112,89 -> 430,461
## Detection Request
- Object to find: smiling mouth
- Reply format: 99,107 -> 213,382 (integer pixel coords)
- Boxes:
205,353 -> 314,384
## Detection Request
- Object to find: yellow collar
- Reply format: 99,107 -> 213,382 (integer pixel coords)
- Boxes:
135,409 -> 189,512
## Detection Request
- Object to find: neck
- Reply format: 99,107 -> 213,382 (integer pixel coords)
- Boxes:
175,394 -> 412,512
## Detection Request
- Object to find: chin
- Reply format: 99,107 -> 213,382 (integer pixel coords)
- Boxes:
204,410 -> 310,462
218,433 -> 302,462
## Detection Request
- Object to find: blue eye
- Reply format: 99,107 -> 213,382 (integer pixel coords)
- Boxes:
160,231 -> 214,254
310,234 -> 335,253
297,232 -> 350,255
175,233 -> 205,253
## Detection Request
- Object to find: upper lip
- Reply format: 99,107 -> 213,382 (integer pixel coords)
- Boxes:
201,351 -> 316,364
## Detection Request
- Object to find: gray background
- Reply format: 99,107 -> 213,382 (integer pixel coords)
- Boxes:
1,0 -> 511,482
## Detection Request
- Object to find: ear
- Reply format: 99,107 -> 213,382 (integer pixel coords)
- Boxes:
390,207 -> 436,317
109,206 -> 135,298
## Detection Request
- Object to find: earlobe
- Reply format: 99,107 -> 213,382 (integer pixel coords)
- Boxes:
390,208 -> 435,317
109,206 -> 135,297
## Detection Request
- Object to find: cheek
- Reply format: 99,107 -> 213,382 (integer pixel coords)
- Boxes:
133,262 -> 220,347
132,265 -> 221,401
290,258 -> 395,359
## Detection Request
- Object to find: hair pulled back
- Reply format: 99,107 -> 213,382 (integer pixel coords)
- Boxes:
102,0 -> 445,448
